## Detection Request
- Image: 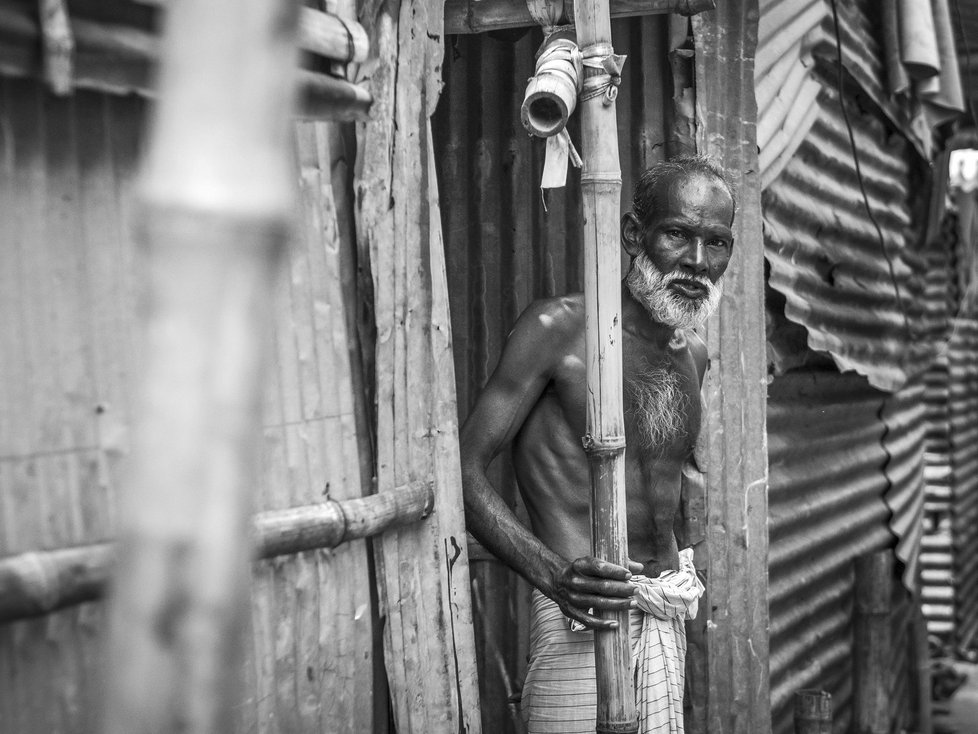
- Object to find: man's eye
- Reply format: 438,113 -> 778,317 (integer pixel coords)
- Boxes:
707,239 -> 728,249
666,229 -> 684,238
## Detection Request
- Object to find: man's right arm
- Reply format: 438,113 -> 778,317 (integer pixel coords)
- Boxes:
458,300 -> 635,629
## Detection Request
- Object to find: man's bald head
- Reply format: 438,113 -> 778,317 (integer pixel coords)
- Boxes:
631,156 -> 735,228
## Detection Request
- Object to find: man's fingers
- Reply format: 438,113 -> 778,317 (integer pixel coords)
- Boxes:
564,575 -> 635,598
571,556 -> 633,580
565,592 -> 633,611
627,559 -> 644,575
562,605 -> 619,630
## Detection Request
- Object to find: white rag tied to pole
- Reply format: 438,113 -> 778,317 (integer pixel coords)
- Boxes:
520,31 -> 626,190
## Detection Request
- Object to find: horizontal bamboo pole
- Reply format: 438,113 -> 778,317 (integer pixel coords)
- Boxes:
254,480 -> 434,558
444,0 -> 715,34
0,544 -> 114,623
0,4 -> 371,119
0,481 -> 433,625
296,70 -> 373,122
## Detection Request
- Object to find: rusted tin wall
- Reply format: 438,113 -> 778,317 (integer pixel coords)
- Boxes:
0,77 -> 380,733
759,4 -> 934,731
881,378 -> 927,588
948,317 -> 978,650
767,369 -> 894,734
433,19 -> 672,734
762,77 -> 926,395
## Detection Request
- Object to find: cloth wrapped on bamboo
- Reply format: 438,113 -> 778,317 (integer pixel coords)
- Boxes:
520,548 -> 704,733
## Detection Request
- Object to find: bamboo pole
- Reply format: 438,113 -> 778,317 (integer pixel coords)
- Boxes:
853,551 -> 893,734
99,1 -> 299,732
575,3 -> 635,732
0,482 -> 432,625
0,5 -> 371,118
444,0 -> 716,34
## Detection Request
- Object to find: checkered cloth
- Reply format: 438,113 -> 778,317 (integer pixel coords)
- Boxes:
521,549 -> 704,734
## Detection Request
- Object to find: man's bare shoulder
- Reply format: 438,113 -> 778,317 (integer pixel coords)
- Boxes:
510,294 -> 585,342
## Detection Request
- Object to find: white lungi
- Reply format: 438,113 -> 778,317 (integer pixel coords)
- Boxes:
521,549 -> 704,734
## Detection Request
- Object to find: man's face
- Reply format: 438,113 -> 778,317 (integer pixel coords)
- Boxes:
623,171 -> 735,329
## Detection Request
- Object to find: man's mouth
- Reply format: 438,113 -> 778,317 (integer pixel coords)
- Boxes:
669,279 -> 708,300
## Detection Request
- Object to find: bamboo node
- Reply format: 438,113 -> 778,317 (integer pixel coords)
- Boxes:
582,433 -> 626,454
581,42 -> 626,106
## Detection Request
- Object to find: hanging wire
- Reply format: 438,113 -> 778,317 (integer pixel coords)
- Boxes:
828,0 -> 911,339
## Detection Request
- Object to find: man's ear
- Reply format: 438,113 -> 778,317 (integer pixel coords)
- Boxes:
621,212 -> 643,258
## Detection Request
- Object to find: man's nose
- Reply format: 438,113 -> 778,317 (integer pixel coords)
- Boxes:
683,238 -> 708,274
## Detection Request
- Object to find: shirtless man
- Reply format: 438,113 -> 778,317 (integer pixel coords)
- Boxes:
458,156 -> 735,733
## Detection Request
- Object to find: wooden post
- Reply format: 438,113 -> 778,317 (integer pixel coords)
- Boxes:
793,690 -> 831,734
912,603 -> 934,734
575,3 -> 635,733
691,3 -> 771,731
100,1 -> 299,733
853,551 -> 893,734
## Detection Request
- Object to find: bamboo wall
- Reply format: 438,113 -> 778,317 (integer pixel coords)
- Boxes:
0,76 -> 386,733
0,77 -> 142,732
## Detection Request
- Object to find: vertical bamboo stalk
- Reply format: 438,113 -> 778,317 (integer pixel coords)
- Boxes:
100,2 -> 299,733
575,4 -> 635,733
793,689 -> 831,734
853,551 -> 893,734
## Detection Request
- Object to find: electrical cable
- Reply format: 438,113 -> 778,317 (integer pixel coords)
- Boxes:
829,0 -> 911,339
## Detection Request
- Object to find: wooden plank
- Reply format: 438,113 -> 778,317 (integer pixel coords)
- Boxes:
691,2 -> 771,733
355,0 -> 482,728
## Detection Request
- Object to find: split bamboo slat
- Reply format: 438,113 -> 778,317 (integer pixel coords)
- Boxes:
99,1 -> 299,732
354,0 -> 481,729
444,0 -> 715,34
574,1 -> 635,731
0,3 -> 370,119
690,2 -> 772,732
0,482 -> 432,625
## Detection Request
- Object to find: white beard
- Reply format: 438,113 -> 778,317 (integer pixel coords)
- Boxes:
624,252 -> 724,331
625,362 -> 688,450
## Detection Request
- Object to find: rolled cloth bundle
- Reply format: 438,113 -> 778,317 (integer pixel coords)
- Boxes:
521,27 -> 583,189
521,27 -> 581,137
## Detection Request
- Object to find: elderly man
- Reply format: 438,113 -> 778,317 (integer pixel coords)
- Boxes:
459,156 -> 735,733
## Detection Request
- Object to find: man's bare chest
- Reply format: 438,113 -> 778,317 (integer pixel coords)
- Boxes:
546,333 -> 701,457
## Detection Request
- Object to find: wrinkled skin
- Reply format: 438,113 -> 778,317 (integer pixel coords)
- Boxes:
459,171 -> 734,629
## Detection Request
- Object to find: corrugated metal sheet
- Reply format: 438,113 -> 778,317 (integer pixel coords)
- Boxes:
921,212 -> 957,638
433,20 -> 672,734
768,369 -> 894,734
762,78 -> 928,394
948,317 -> 978,649
755,0 -> 825,185
881,378 -> 927,590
